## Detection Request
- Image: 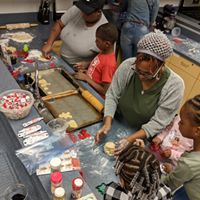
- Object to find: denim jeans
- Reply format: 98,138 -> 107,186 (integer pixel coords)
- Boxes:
173,187 -> 190,200
120,21 -> 149,60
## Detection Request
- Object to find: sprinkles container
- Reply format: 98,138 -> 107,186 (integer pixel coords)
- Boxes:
72,177 -> 84,199
0,89 -> 34,120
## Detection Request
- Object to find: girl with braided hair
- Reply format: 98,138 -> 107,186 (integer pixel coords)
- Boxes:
163,95 -> 200,200
104,143 -> 172,200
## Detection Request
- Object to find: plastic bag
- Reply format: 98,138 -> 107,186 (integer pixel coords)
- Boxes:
74,124 -> 132,184
16,134 -> 74,175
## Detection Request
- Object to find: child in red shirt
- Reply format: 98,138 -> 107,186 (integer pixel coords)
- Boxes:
73,23 -> 118,98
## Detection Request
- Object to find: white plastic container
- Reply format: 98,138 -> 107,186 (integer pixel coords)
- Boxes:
50,157 -> 61,172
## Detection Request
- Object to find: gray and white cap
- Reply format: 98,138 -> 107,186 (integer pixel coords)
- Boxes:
137,30 -> 173,61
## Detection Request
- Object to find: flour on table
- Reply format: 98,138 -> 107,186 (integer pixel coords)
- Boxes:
26,49 -> 49,62
1,32 -> 34,43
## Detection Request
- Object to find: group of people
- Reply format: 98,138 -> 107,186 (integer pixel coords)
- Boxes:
42,0 -> 200,199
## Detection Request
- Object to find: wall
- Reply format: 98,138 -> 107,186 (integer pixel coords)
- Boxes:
1,0 -> 198,14
0,0 -> 73,14
0,0 -> 182,14
160,0 -> 180,7
0,0 -> 41,13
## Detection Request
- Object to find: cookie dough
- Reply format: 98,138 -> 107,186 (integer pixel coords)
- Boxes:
5,46 -> 16,53
59,112 -> 72,119
11,32 -> 33,43
26,49 -> 49,62
39,79 -> 47,85
68,120 -> 78,128
104,141 -> 115,156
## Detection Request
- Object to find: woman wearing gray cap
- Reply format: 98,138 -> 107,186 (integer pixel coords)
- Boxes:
95,31 -> 184,154
42,0 -> 107,65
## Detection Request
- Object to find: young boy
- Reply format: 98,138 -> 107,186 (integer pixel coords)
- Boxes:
73,23 -> 118,98
104,143 -> 172,200
162,95 -> 200,200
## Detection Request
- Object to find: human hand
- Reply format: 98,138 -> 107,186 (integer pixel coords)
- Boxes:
73,71 -> 89,82
152,136 -> 162,145
160,149 -> 171,158
95,124 -> 111,144
114,138 -> 130,156
134,139 -> 145,148
41,43 -> 52,59
162,162 -> 173,174
74,61 -> 89,71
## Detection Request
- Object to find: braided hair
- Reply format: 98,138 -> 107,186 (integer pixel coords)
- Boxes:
185,94 -> 200,126
115,144 -> 161,200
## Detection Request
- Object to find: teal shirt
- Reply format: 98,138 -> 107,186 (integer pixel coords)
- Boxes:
118,68 -> 170,128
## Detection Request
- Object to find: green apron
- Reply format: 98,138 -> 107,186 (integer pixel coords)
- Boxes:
118,68 -> 170,128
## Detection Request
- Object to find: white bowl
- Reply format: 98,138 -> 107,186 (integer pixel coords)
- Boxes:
0,89 -> 34,120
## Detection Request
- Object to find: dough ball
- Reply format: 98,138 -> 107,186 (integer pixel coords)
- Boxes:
104,141 -> 115,156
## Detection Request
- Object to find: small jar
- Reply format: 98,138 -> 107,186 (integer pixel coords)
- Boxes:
51,171 -> 63,194
71,177 -> 84,199
23,44 -> 29,53
53,187 -> 66,200
50,157 -> 61,172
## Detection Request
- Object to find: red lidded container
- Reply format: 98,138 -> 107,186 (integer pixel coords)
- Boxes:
72,177 -> 84,199
51,171 -> 63,194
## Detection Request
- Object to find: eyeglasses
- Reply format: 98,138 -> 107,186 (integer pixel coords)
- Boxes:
133,64 -> 163,80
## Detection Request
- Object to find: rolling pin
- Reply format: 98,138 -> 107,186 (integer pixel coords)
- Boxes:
79,87 -> 104,113
0,23 -> 38,30
62,71 -> 104,113
42,90 -> 78,101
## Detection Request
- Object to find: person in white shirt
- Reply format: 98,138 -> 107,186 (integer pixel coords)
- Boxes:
42,0 -> 107,65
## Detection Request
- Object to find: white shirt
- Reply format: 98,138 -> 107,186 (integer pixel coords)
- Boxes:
60,6 -> 107,65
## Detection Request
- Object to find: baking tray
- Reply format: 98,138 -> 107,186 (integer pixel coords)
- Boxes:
44,94 -> 102,131
34,68 -> 77,94
30,68 -> 102,130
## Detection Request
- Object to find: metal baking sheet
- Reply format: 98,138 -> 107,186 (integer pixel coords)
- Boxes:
30,68 -> 102,130
44,93 -> 102,131
32,68 -> 77,95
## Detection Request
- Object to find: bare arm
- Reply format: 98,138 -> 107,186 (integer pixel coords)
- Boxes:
86,79 -> 110,95
73,61 -> 91,71
95,116 -> 113,143
126,129 -> 147,142
42,19 -> 64,58
73,71 -> 110,95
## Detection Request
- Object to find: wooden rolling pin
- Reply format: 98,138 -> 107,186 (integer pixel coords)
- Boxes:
0,23 -> 38,30
42,90 -> 78,101
53,71 -> 104,113
79,87 -> 104,113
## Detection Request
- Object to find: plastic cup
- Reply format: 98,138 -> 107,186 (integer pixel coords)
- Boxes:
4,183 -> 28,200
47,118 -> 68,135
171,27 -> 181,37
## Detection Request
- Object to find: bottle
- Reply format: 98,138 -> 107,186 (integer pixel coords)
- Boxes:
23,44 -> 29,53
53,187 -> 66,200
51,171 -> 63,194
50,157 -> 61,172
71,177 -> 84,199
